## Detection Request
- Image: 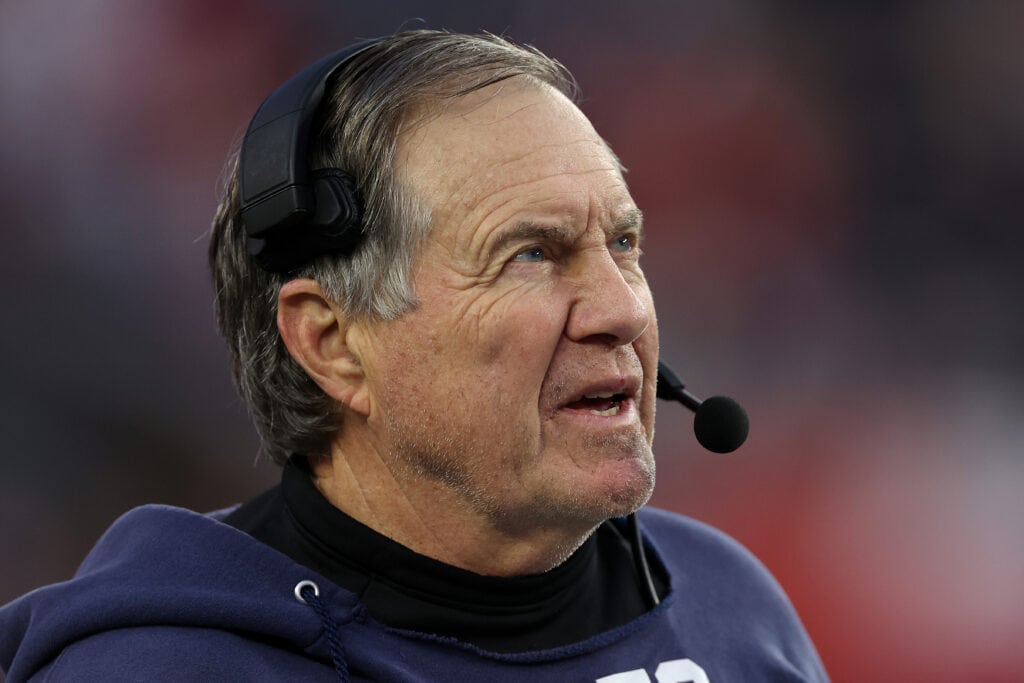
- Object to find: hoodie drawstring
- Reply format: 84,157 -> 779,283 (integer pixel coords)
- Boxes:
295,580 -> 349,682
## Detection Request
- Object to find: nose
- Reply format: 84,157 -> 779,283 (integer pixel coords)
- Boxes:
565,249 -> 651,347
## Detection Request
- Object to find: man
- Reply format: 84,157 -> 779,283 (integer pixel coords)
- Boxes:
0,31 -> 827,681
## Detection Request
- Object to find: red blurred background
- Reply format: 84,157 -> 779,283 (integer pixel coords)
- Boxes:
2,2 -> 1022,680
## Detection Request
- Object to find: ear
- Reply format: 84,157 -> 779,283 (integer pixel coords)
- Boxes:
276,279 -> 371,416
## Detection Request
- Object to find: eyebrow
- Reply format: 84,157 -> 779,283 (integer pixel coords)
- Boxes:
615,208 -> 644,238
487,209 -> 644,259
487,222 -> 573,259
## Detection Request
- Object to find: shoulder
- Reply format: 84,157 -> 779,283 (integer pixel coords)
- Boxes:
637,505 -> 774,585
40,625 -> 333,681
637,505 -> 792,611
1,504 -> 340,682
636,506 -> 830,681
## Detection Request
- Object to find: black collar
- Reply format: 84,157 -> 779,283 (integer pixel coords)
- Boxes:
225,456 -> 658,652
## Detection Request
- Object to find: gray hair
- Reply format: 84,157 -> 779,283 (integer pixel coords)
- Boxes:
209,30 -> 577,465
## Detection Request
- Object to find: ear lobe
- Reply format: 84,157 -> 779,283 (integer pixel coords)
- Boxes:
277,279 -> 370,416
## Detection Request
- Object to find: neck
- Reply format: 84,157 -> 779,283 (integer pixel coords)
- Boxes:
309,433 -> 595,577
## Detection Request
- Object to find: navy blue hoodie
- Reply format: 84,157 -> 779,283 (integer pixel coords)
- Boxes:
0,504 -> 827,681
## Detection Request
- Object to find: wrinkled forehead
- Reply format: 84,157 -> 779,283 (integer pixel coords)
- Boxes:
396,77 -> 631,246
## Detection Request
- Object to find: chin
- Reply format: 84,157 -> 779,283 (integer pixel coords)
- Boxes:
567,454 -> 657,523
606,462 -> 657,516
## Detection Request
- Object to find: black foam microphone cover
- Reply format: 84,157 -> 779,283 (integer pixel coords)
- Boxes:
693,396 -> 749,453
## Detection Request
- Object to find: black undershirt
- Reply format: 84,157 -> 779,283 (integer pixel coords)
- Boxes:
223,457 -> 665,653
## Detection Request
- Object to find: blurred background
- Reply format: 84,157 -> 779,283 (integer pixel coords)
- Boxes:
1,1 -> 1021,680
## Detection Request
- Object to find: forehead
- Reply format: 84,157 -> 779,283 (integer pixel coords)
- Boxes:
396,78 -> 634,250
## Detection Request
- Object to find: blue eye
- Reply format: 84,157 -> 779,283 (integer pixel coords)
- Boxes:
610,235 -> 634,253
512,247 -> 546,262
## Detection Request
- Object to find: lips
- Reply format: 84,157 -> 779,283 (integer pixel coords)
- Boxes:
565,391 -> 628,416
558,376 -> 641,417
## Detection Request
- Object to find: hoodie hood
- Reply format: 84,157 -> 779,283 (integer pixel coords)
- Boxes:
0,505 -> 358,680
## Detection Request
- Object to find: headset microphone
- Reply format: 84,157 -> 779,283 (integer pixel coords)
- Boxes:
632,361 -> 750,610
656,361 -> 749,454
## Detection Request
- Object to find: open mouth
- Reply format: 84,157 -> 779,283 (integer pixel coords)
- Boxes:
565,391 -> 628,417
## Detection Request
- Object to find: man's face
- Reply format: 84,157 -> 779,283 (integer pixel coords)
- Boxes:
356,79 -> 659,536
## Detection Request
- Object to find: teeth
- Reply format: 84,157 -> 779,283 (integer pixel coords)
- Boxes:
590,405 -> 621,417
583,391 -> 616,399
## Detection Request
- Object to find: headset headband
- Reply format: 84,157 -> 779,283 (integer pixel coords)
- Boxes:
238,38 -> 383,272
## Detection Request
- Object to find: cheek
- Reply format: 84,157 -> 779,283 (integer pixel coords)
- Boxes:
497,295 -> 568,370
636,299 -> 659,364
452,284 -> 568,365
466,300 -> 570,426
633,289 -> 660,430
379,278 -> 571,419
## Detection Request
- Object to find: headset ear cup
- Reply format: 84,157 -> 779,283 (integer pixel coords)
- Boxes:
249,169 -> 364,273
237,38 -> 382,272
311,168 -> 363,241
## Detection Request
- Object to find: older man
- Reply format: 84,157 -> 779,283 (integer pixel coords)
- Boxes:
0,31 -> 827,681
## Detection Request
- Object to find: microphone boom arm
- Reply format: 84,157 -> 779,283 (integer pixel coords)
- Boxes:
656,360 -> 750,454
655,361 -> 702,412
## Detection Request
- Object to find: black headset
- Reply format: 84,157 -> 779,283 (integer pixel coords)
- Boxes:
238,38 -> 384,273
